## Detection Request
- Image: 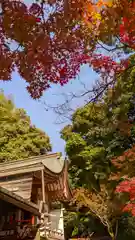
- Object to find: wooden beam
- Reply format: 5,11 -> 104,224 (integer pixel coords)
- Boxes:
41,169 -> 45,203
0,166 -> 44,177
0,190 -> 40,216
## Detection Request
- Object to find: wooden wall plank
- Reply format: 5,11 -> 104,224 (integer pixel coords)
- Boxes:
0,174 -> 33,201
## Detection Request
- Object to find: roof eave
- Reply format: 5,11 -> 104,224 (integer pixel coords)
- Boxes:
0,187 -> 40,217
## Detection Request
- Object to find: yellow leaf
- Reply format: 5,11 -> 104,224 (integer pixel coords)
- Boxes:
106,0 -> 113,7
93,13 -> 102,20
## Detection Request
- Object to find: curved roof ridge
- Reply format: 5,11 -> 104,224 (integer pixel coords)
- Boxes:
0,153 -> 66,177
42,155 -> 65,174
0,152 -> 60,167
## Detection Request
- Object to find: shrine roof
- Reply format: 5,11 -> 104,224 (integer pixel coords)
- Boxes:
0,153 -> 65,177
0,186 -> 40,216
0,153 -> 72,202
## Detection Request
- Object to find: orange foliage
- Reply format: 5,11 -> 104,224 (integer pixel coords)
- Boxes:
112,145 -> 135,170
116,177 -> 135,216
0,0 -> 135,98
112,144 -> 135,216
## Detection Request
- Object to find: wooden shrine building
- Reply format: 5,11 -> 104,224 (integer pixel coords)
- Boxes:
0,153 -> 71,240
0,186 -> 40,240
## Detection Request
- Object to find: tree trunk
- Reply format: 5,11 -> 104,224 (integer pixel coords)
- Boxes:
107,226 -> 115,240
108,220 -> 118,240
114,220 -> 118,239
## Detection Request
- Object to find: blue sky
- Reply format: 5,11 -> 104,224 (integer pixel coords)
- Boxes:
0,66 -> 97,155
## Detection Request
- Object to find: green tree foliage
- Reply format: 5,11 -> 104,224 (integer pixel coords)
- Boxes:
117,215 -> 135,240
62,57 -> 135,239
64,210 -> 109,239
74,187 -> 123,240
61,57 -> 135,189
61,103 -> 107,189
0,91 -> 51,162
61,103 -> 132,190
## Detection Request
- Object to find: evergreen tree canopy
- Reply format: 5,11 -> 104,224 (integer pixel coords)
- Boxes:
62,56 -> 135,240
61,59 -> 135,190
0,91 -> 51,162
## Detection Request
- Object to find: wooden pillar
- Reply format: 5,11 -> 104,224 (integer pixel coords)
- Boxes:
16,209 -> 21,232
41,169 -> 45,203
34,230 -> 40,240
